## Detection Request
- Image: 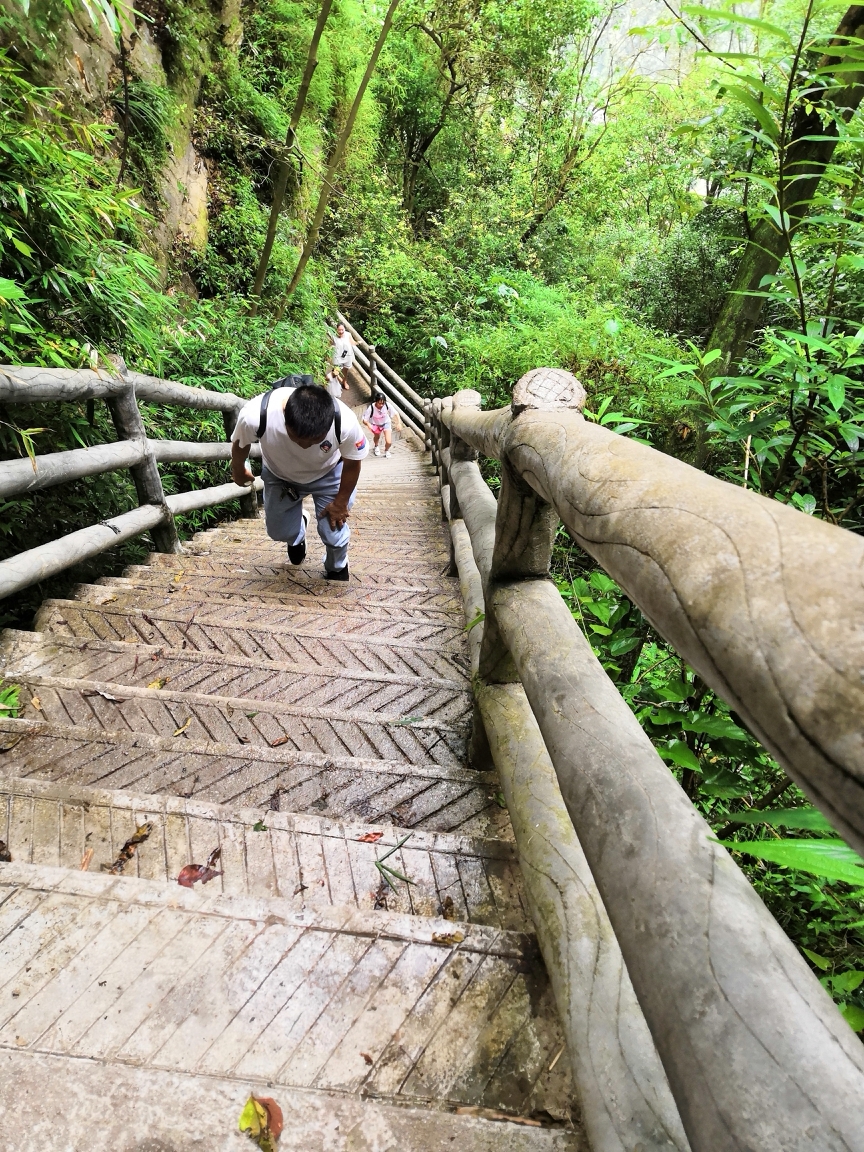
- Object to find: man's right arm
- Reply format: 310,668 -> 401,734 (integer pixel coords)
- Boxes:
231,440 -> 254,487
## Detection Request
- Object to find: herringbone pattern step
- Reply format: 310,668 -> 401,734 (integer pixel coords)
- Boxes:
112,567 -> 464,611
7,674 -> 468,767
0,777 -> 528,928
188,533 -> 451,561
0,865 -> 575,1126
0,719 -> 508,834
35,598 -> 470,677
144,551 -> 454,584
86,575 -> 464,617
1,631 -> 470,721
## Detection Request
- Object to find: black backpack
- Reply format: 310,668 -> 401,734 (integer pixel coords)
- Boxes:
256,375 -> 342,442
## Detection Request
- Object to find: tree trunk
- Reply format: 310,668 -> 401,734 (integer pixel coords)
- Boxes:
248,0 -> 334,316
708,5 -> 864,370
273,0 -> 403,320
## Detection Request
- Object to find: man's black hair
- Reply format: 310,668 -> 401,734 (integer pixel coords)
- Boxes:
284,384 -> 333,439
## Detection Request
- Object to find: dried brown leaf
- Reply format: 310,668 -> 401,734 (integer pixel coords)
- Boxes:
432,931 -> 465,946
103,822 -> 153,874
177,863 -> 222,887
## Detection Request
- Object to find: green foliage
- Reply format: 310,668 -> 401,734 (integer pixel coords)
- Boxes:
0,50 -> 171,365
0,681 -> 20,718
110,78 -> 177,197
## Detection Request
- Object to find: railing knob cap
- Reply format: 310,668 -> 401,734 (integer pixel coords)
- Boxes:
104,353 -> 129,380
512,368 -> 585,415
452,389 -> 482,409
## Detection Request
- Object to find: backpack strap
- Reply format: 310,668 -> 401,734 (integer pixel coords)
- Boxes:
257,377 -> 342,444
256,388 -> 274,439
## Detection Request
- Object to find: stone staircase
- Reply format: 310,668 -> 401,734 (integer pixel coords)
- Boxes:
0,431 -> 585,1151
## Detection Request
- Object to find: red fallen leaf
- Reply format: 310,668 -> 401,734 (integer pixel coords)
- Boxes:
360,1052 -> 374,1066
255,1096 -> 284,1139
356,831 -> 384,843
177,864 -> 223,887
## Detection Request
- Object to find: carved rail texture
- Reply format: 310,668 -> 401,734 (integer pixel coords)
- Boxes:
426,372 -> 864,1152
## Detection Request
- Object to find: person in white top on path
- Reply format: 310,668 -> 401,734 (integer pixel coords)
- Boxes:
329,322 -> 356,391
362,391 -> 393,457
231,381 -> 368,582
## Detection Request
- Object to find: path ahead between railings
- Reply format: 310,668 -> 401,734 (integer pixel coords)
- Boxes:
0,387 -> 585,1152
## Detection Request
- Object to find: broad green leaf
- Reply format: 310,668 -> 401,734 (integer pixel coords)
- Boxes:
720,838 -> 864,885
841,1003 -> 864,1032
609,635 -> 640,655
683,715 -> 749,741
0,278 -> 26,303
827,375 -> 846,411
724,87 -> 779,140
831,970 -> 864,994
660,742 -> 701,772
725,807 -> 834,831
802,947 -> 832,969
702,766 -> 749,798
646,707 -> 685,726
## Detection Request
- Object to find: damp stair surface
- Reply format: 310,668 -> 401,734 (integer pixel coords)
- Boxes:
0,424 -> 586,1151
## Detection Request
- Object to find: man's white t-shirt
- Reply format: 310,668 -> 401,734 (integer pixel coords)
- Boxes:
331,333 -> 355,368
233,387 -> 368,484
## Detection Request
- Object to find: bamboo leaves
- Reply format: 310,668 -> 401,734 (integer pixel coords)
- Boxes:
374,833 -> 416,893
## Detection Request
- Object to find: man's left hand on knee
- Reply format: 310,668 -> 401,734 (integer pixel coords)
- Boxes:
321,499 -> 351,530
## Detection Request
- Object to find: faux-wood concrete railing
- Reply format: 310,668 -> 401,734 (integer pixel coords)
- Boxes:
426,371 -> 864,1152
0,361 -> 262,599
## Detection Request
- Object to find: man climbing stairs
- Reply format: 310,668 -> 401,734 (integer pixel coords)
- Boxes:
0,425 -> 584,1149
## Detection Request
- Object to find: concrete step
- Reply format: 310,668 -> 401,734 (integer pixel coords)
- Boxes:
89,573 -> 464,616
35,598 -> 471,679
149,550 -> 453,582
0,863 -> 580,1148
0,776 -> 528,929
0,631 -> 471,723
2,672 -> 469,768
59,585 -> 468,644
184,538 -> 452,566
3,1057 -> 583,1152
121,558 -> 462,603
0,718 -> 509,835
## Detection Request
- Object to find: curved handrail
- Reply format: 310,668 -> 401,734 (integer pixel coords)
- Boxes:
429,372 -> 864,1152
0,361 -> 260,594
439,379 -> 864,857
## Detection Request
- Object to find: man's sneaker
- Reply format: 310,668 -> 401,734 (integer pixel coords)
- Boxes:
374,446 -> 381,457
287,512 -> 309,565
325,565 -> 349,582
384,449 -> 392,458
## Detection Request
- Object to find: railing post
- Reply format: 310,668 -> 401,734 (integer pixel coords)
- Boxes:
222,406 -> 259,519
476,369 -> 584,684
104,360 -> 180,554
368,344 -> 378,393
